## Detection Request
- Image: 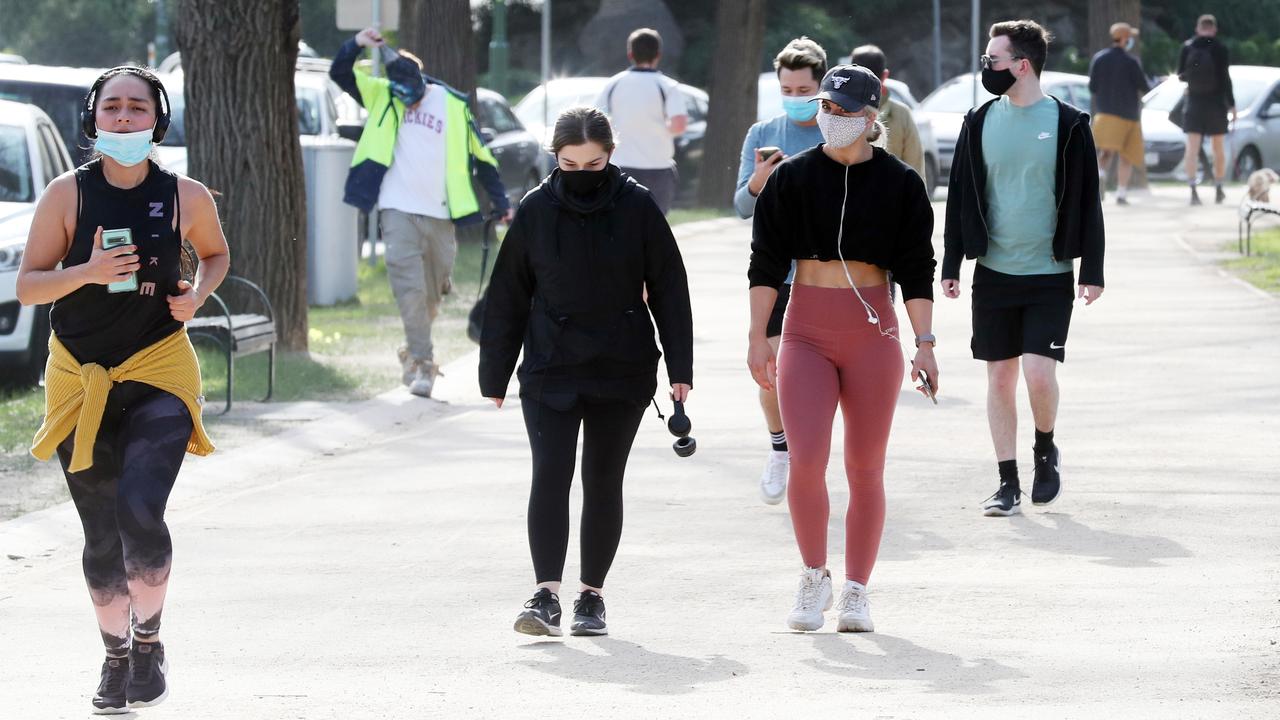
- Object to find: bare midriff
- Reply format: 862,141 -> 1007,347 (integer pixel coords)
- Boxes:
794,259 -> 888,288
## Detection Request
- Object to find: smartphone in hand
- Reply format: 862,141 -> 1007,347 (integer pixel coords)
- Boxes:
917,369 -> 937,405
101,228 -> 138,294
758,146 -> 781,162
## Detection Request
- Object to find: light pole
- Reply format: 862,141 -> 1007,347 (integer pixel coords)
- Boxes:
971,0 -> 980,107
489,0 -> 509,96
541,0 -> 551,132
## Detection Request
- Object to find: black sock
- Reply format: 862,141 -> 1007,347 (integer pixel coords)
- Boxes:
770,430 -> 787,453
998,460 -> 1019,488
1034,428 -> 1055,456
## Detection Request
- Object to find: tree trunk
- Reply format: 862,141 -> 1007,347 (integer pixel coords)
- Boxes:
1089,0 -> 1142,55
695,0 -> 766,209
174,0 -> 308,350
399,0 -> 476,93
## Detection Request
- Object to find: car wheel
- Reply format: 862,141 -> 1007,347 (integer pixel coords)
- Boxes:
1233,146 -> 1262,182
923,154 -> 938,200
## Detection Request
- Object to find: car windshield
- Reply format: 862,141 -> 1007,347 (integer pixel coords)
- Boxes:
921,77 -> 994,113
0,124 -> 34,203
514,81 -> 605,130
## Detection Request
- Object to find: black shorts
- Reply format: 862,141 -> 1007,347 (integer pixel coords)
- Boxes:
971,264 -> 1074,362
1183,93 -> 1229,136
766,283 -> 791,338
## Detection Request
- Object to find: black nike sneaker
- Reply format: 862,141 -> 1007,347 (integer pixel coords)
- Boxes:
126,641 -> 169,709
1032,445 -> 1063,506
982,481 -> 1022,517
570,591 -> 608,636
514,588 -> 563,637
91,656 -> 129,715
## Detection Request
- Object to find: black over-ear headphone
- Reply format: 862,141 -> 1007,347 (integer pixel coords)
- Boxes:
667,400 -> 696,458
82,66 -> 172,144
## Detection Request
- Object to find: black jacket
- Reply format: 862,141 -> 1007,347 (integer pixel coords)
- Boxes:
1178,36 -> 1235,108
478,165 -> 693,402
942,96 -> 1105,287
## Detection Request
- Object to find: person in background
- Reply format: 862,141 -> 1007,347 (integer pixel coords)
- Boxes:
1088,22 -> 1150,206
1177,14 -> 1235,205
595,28 -> 688,215
849,44 -> 925,179
733,36 -> 827,505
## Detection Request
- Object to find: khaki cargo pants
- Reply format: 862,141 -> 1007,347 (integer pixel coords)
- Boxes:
380,208 -> 457,363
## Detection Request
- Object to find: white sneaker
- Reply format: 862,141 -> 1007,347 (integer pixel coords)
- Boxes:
759,450 -> 789,505
787,567 -> 832,631
835,580 -> 874,633
408,361 -> 441,398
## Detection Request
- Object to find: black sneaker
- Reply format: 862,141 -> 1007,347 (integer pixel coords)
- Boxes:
126,641 -> 169,709
1190,187 -> 1203,206
1032,445 -> 1063,506
91,656 -> 129,715
570,591 -> 608,636
1215,185 -> 1227,204
982,482 -> 1021,517
514,588 -> 563,637
1116,196 -> 1129,206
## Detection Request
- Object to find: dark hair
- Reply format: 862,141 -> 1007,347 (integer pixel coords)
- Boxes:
550,106 -> 615,154
774,36 -> 827,83
989,20 -> 1053,76
850,45 -> 887,79
86,66 -> 166,121
628,28 -> 662,65
1197,14 -> 1216,30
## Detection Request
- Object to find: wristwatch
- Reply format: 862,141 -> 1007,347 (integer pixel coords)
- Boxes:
914,333 -> 937,348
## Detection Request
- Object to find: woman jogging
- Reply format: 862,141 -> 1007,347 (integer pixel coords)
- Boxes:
479,106 -> 693,638
748,65 -> 938,633
16,66 -> 229,712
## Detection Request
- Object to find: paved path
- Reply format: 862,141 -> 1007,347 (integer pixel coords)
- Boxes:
2,188 -> 1277,718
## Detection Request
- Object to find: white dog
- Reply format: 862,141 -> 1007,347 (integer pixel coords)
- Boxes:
1247,168 -> 1279,203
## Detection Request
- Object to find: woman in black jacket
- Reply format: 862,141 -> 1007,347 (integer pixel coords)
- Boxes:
479,106 -> 693,638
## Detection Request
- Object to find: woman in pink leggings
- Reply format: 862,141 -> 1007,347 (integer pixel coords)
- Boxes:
748,64 -> 939,632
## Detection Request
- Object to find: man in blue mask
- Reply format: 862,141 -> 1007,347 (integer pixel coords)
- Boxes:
733,36 -> 827,506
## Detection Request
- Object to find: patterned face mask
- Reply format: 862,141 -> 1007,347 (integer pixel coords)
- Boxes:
815,111 -> 868,148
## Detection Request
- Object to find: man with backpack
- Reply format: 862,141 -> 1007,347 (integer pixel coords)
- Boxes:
1178,14 -> 1235,205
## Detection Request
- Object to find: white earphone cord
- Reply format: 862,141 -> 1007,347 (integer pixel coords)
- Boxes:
835,164 -> 897,341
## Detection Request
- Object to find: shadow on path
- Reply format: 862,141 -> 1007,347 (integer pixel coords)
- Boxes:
804,632 -> 1025,694
1009,512 -> 1192,567
519,638 -> 748,695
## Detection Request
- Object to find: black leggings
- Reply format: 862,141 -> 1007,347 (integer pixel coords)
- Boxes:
522,394 -> 647,588
57,381 -> 192,651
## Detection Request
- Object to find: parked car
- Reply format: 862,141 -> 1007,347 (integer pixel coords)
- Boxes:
0,64 -> 110,165
916,71 -> 1092,185
756,72 -> 940,197
0,100 -> 75,385
0,54 -> 27,65
472,87 -> 547,207
512,76 -> 710,202
1142,65 -> 1280,181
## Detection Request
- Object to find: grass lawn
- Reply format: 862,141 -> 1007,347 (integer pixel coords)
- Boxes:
1224,226 -> 1280,294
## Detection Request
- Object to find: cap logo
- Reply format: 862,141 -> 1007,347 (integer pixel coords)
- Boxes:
832,76 -> 849,88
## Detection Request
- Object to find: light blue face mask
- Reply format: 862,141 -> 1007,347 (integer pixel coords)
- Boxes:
94,127 -> 154,167
782,95 -> 818,122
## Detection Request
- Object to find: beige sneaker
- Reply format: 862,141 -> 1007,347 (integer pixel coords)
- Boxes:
397,346 -> 415,386
408,361 -> 442,398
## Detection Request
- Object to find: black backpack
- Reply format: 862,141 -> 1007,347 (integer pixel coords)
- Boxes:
1182,43 -> 1217,94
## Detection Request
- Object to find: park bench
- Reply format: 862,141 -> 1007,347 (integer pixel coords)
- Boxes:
1238,199 -> 1280,256
186,275 -> 277,415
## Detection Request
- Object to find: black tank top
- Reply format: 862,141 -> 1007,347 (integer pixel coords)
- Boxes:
50,159 -> 184,367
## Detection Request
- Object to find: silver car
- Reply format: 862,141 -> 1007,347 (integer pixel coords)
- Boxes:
1142,65 -> 1280,181
916,71 -> 1093,185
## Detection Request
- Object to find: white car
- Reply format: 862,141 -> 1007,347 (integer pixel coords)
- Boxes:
0,99 -> 74,384
1142,65 -> 1280,181
917,71 -> 1093,185
756,72 -> 940,196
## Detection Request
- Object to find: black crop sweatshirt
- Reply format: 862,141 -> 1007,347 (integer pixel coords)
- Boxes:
749,145 -> 936,301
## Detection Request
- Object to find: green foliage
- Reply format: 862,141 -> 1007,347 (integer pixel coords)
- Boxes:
0,0 -> 162,67
1225,227 -> 1280,295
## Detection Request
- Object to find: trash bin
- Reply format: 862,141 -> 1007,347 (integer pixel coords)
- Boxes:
301,135 -> 358,305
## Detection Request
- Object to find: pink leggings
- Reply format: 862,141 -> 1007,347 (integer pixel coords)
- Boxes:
777,283 -> 904,585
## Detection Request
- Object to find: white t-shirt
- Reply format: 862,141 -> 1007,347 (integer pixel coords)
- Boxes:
594,68 -> 687,170
378,86 -> 450,219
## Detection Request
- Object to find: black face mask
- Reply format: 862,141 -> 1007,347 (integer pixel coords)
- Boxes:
981,67 -> 1017,96
561,167 -> 609,196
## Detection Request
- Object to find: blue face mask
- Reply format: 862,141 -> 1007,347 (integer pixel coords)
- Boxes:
94,127 -> 154,167
782,95 -> 818,122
